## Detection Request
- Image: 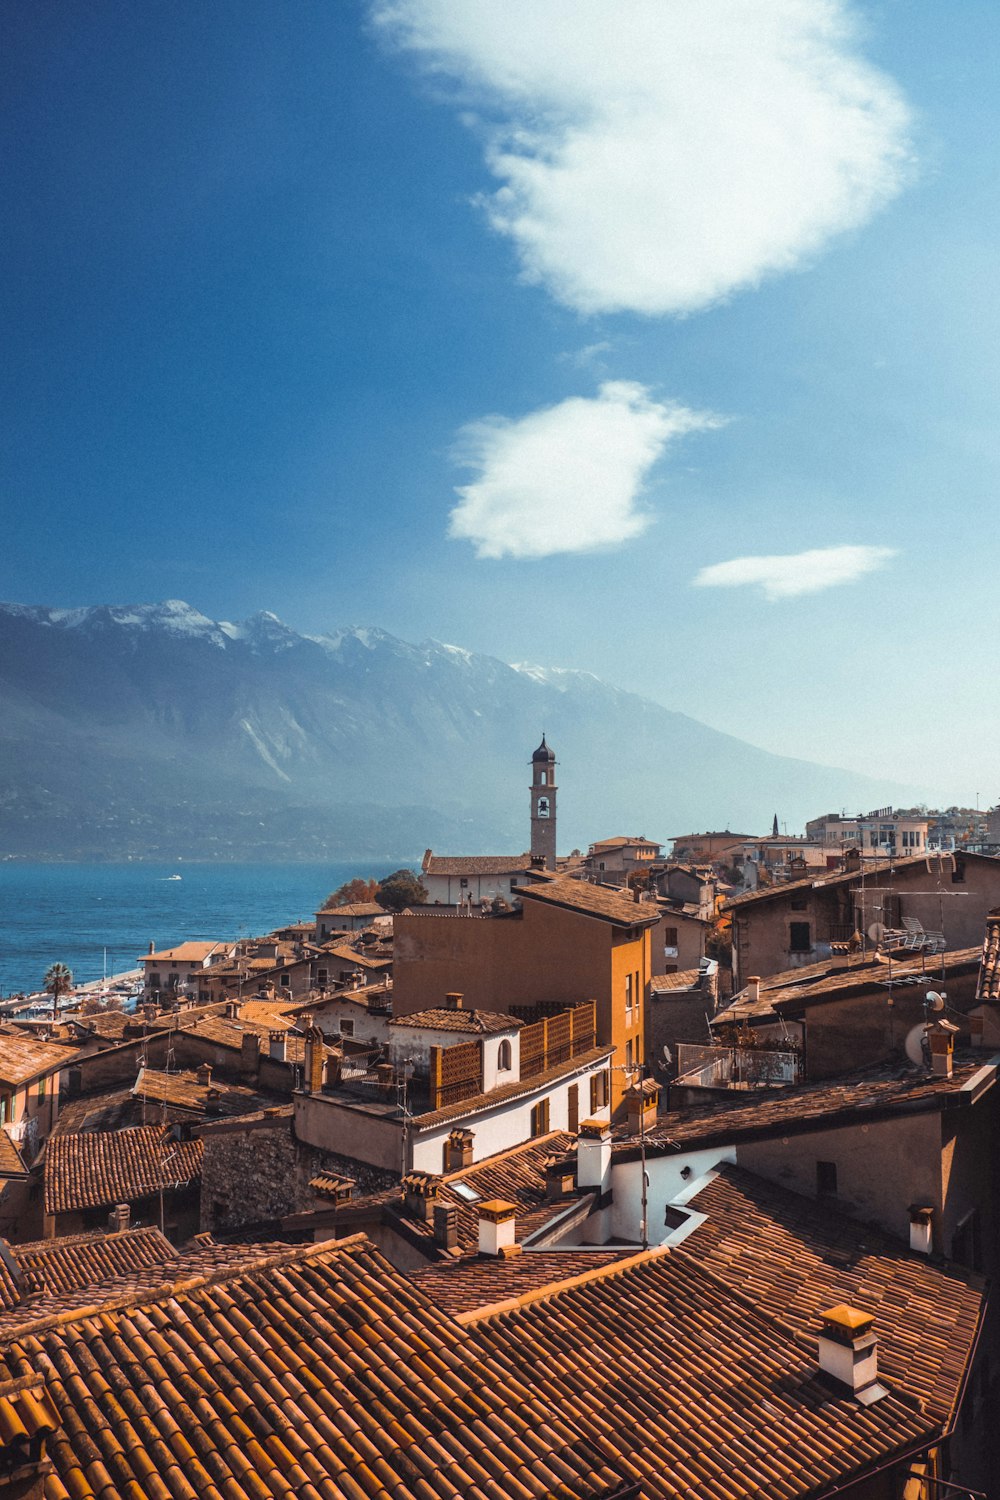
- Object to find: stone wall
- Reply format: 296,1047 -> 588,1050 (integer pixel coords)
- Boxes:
198,1110 -> 397,1236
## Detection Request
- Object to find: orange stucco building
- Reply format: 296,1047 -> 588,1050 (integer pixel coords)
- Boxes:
392,879 -> 658,1112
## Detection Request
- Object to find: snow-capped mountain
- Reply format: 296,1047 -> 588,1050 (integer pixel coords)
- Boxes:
0,600 -> 918,860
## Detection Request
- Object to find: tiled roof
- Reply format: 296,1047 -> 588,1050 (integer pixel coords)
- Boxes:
379,1133 -> 581,1256
0,1129 -> 27,1179
684,1164 -> 986,1427
0,1032 -> 74,1087
45,1126 -> 204,1215
651,969 -> 702,993
317,899 -> 386,916
410,1249 -> 635,1317
390,1007 -> 522,1034
0,1228 -> 971,1499
471,1246 -> 935,1498
517,878 -> 660,927
615,1058 -> 996,1156
0,1235 -> 626,1500
422,853 -> 531,875
66,1009 -> 131,1040
977,911 -> 1000,1001
50,1088 -> 137,1137
588,836 -> 660,850
143,941 -> 224,963
716,946 -> 981,1024
724,850 -> 1000,911
132,1067 -> 273,1117
322,943 -> 392,970
12,1226 -> 177,1299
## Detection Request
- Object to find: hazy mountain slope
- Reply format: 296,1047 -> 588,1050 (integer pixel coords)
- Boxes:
0,601 -> 918,859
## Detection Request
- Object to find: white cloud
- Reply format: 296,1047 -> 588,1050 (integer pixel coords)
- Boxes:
372,0 -> 913,316
693,544 -> 896,599
449,381 -> 720,559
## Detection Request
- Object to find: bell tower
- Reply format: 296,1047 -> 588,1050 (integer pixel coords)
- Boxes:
530,735 -> 557,870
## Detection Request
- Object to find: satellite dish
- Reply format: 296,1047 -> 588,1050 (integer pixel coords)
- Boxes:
662,1045 -> 673,1064
868,922 -> 886,945
904,1023 -> 927,1067
925,991 -> 946,1012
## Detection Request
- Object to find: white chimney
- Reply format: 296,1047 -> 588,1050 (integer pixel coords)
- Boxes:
269,1030 -> 287,1062
908,1204 -> 934,1255
576,1119 -> 612,1194
746,976 -> 761,1003
477,1199 -> 517,1257
817,1305 -> 886,1404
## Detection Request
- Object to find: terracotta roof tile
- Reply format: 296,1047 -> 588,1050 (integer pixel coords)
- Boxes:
13,1226 -> 177,1297
410,1249 -> 635,1316
976,911 -> 1000,1001
0,1033 -> 74,1088
684,1164 -> 986,1428
390,1007 -> 522,1034
45,1125 -> 204,1215
518,879 -> 660,927
615,1058 -> 995,1155
651,969 -> 703,993
0,1129 -> 28,1179
422,853 -> 531,875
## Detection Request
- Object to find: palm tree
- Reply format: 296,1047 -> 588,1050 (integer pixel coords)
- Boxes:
43,962 -> 73,1021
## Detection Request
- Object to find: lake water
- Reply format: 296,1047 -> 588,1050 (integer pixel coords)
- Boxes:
0,861 -> 412,996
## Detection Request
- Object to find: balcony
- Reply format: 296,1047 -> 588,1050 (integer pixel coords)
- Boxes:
675,1042 -> 802,1091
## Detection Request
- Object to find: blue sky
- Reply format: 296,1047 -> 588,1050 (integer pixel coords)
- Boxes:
3,1 -> 999,801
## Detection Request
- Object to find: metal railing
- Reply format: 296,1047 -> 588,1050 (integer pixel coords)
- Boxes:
676,1042 -> 802,1090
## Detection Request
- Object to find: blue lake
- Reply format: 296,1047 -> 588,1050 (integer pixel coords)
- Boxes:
0,861 -> 412,995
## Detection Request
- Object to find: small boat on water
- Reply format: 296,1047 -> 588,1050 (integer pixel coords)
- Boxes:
166,874 -> 182,881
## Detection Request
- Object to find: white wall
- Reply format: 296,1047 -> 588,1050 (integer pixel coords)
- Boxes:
608,1144 -> 736,1243
409,1056 -> 611,1173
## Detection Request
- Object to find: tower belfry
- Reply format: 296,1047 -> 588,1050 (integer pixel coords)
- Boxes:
530,735 -> 557,870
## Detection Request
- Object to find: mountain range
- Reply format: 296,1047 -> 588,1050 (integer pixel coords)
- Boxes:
0,600 -> 918,861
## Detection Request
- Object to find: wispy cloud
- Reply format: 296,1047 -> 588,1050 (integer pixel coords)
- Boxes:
449,381 -> 721,560
372,0 -> 913,316
693,545 -> 896,600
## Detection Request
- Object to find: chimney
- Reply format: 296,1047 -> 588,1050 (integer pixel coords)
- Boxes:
477,1199 -> 519,1257
927,1018 -> 959,1078
816,1305 -> 886,1403
268,1030 -> 287,1062
908,1204 -> 934,1255
545,1159 -> 576,1202
226,999 -> 240,1019
304,1028 -> 325,1093
148,941 -> 155,955
433,1203 -> 458,1250
576,1119 -> 612,1194
239,1030 -> 261,1080
196,1063 -> 212,1086
843,846 -> 862,872
107,1203 -> 130,1234
401,1172 -> 439,1224
445,1128 -> 475,1171
444,992 -> 464,1011
746,976 -> 761,1004
375,1061 -> 395,1098
324,1050 -> 343,1089
625,1079 -> 660,1134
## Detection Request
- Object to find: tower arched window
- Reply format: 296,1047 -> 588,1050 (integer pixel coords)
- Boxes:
537,797 -> 549,819
497,1039 -> 512,1072
540,770 -> 548,786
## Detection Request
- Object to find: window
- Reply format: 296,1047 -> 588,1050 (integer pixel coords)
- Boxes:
317,968 -> 328,986
625,1039 -> 634,1070
459,877 -> 468,888
149,973 -> 161,990
662,927 -> 678,947
540,770 -> 548,786
509,877 -> 518,889
789,922 -> 811,953
340,1017 -> 354,1037
537,797 -> 550,818
952,855 -> 966,884
497,1039 -> 512,1072
590,1071 -> 608,1111
624,973 -> 633,1016
450,1181 -> 481,1203
530,1098 -> 550,1137
280,972 -> 290,987
816,1160 -> 838,1197
37,1076 -> 46,1100
567,1082 -> 579,1133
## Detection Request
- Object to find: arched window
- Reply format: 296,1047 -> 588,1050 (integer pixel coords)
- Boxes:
539,770 -> 548,786
497,1039 -> 512,1072
537,797 -> 549,819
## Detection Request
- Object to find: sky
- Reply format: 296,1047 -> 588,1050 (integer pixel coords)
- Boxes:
3,1 -> 999,802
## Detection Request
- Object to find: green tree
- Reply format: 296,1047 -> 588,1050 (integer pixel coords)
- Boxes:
323,876 -> 380,910
376,868 -> 427,912
44,962 -> 74,1020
